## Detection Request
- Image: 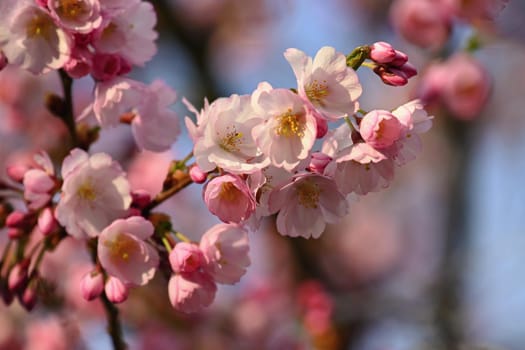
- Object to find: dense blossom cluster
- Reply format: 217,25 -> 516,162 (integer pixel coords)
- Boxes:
0,0 -> 432,333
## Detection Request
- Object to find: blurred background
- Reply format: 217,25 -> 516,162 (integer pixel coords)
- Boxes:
1,0 -> 525,349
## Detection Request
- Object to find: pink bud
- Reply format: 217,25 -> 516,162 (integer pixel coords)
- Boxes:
23,169 -> 55,194
360,110 -> 406,149
64,55 -> 92,79
105,277 -> 129,304
80,270 -> 104,301
6,211 -> 28,229
38,207 -> 57,236
169,242 -> 205,274
6,164 -> 29,183
19,281 -> 38,311
390,50 -> 409,67
369,42 -> 397,64
308,152 -> 332,174
373,66 -> 408,86
399,62 -> 417,78
168,271 -> 217,313
8,260 -> 30,293
7,228 -> 23,239
315,117 -> 328,139
189,165 -> 207,184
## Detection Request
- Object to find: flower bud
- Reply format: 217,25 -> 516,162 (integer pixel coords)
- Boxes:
80,270 -> 104,301
7,228 -> 23,240
105,277 -> 129,304
369,42 -> 397,64
189,165 -> 207,184
6,164 -> 29,183
8,259 -> 30,293
373,66 -> 408,86
19,279 -> 38,311
169,242 -> 205,274
390,50 -> 409,67
91,53 -> 122,82
38,207 -> 57,236
308,152 -> 332,174
315,117 -> 328,139
6,211 -> 29,229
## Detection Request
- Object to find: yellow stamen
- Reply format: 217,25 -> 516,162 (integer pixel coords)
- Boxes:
296,180 -> 321,209
305,79 -> 329,106
219,127 -> 243,152
55,0 -> 89,20
77,180 -> 96,201
104,233 -> 139,262
275,109 -> 304,137
26,13 -> 54,38
219,182 -> 241,202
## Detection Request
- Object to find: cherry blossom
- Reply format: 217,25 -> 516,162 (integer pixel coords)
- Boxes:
284,46 -> 362,121
269,173 -> 348,239
199,223 -> 250,284
0,3 -> 71,74
98,216 -> 159,286
55,149 -> 131,239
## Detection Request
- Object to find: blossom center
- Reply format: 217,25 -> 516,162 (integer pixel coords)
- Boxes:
26,13 -> 54,39
305,80 -> 329,106
219,127 -> 243,152
105,233 -> 139,262
77,180 -> 97,201
54,0 -> 89,21
219,182 -> 242,202
275,109 -> 304,138
296,180 -> 321,209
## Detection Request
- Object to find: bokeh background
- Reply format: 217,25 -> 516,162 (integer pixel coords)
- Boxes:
1,0 -> 525,349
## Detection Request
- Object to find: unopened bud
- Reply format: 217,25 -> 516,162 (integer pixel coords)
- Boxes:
6,211 -> 29,229
0,279 -> 14,306
6,164 -> 29,183
315,117 -> 328,139
369,42 -> 397,64
189,165 -> 207,184
390,50 -> 409,67
308,152 -> 332,174
37,207 -> 57,236
8,259 -> 30,293
7,228 -> 23,240
19,279 -> 38,311
80,270 -> 104,301
373,66 -> 409,86
105,276 -> 128,304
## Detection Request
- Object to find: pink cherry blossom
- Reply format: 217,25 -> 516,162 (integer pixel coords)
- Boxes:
47,0 -> 103,34
98,216 -> 159,286
269,173 -> 348,239
252,87 -> 317,171
55,148 -> 131,239
199,223 -> 250,284
284,46 -> 362,121
80,269 -> 104,301
169,242 -> 205,274
93,78 -> 180,152
23,151 -> 57,210
94,1 -> 157,66
105,276 -> 129,304
359,110 -> 407,149
191,93 -> 269,174
0,3 -> 71,74
168,271 -> 217,313
203,174 -> 256,224
390,0 -> 453,49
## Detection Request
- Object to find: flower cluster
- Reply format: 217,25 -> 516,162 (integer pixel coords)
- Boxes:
188,46 -> 432,239
0,3 -> 432,341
